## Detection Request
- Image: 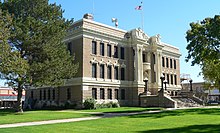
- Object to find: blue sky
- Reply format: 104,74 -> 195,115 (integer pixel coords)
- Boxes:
1,0 -> 220,86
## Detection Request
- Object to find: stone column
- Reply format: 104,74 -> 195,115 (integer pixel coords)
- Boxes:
133,45 -> 143,82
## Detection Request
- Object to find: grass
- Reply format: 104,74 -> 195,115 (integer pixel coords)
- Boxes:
0,109 -> 91,125
1,108 -> 220,132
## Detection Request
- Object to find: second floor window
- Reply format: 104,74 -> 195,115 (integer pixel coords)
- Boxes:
114,66 -> 119,80
92,41 -> 97,54
166,58 -> 169,68
100,64 -> 105,79
167,74 -> 170,84
100,43 -> 104,56
174,60 -> 177,69
114,46 -> 118,58
174,75 -> 177,85
107,44 -> 111,57
107,65 -> 112,79
170,59 -> 173,68
120,47 -> 125,59
92,63 -> 97,78
162,57 -> 165,67
121,68 -> 125,80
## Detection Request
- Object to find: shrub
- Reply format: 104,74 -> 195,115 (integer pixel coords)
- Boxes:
84,98 -> 96,109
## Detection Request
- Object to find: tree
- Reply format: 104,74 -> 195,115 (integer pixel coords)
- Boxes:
0,0 -> 78,112
186,15 -> 220,88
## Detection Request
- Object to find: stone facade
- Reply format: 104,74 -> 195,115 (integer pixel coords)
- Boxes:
26,14 -> 181,109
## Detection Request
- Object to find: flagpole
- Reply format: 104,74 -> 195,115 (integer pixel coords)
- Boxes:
141,1 -> 144,31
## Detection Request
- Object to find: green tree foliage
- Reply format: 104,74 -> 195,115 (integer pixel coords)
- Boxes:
0,0 -> 78,112
186,15 -> 220,88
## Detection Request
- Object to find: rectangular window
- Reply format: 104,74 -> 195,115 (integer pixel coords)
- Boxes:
100,88 -> 105,99
174,60 -> 177,69
153,54 -> 156,64
107,44 -> 111,57
52,89 -> 55,100
48,89 -> 51,100
107,65 -> 112,79
143,54 -> 146,62
162,57 -> 165,67
92,63 -> 97,78
92,41 -> 97,54
171,75 -> 173,85
67,88 -> 71,100
31,91 -> 34,99
67,42 -> 72,55
39,90 -> 42,100
174,75 -> 177,85
107,89 -> 112,99
153,71 -> 156,82
170,59 -> 173,68
114,66 -> 119,80
115,89 -> 119,99
100,43 -> 104,56
121,89 -> 125,100
92,88 -> 97,99
166,58 -> 169,68
167,74 -> 170,84
100,64 -> 105,79
120,47 -> 125,59
43,90 -> 46,100
114,46 -> 118,58
121,68 -> 125,80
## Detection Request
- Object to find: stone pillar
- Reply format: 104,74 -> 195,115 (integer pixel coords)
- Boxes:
133,45 -> 143,82
147,52 -> 151,83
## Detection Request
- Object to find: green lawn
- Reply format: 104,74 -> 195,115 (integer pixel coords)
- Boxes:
1,108 -> 220,133
0,109 -> 91,125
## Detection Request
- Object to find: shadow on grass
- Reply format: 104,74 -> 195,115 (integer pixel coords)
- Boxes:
129,108 -> 220,119
103,108 -> 162,113
0,108 -> 16,116
137,124 -> 220,133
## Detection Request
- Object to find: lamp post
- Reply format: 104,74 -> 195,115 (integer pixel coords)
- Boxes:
164,80 -> 167,91
160,75 -> 165,91
143,77 -> 148,95
189,79 -> 193,92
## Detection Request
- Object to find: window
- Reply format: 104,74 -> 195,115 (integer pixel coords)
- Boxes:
100,64 -> 105,79
162,57 -> 165,67
120,47 -> 125,59
100,43 -> 104,56
107,89 -> 112,99
115,89 -> 119,99
107,44 -> 111,57
171,75 -> 173,85
143,54 -> 146,62
31,91 -> 34,99
121,89 -> 125,100
48,89 -> 51,100
43,90 -> 46,100
67,42 -> 73,55
100,88 -> 105,99
153,71 -> 156,83
92,41 -> 97,54
114,66 -> 119,80
174,60 -> 177,69
39,90 -> 42,100
121,67 -> 125,80
174,75 -> 177,85
114,46 -> 118,58
107,65 -> 112,79
170,59 -> 173,68
52,89 -> 55,100
92,63 -> 97,78
166,58 -> 169,68
67,88 -> 71,100
153,54 -> 156,64
167,74 -> 170,84
92,88 -> 97,99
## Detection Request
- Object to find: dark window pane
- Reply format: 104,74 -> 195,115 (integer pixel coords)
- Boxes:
114,46 -> 118,58
100,88 -> 105,99
107,89 -> 112,99
67,42 -> 72,55
171,75 -> 173,85
92,88 -> 97,99
100,64 -> 104,79
170,59 -> 173,68
174,60 -> 177,69
153,54 -> 156,64
52,89 -> 55,100
114,66 -> 118,80
121,89 -> 125,100
39,90 -> 42,100
166,58 -> 169,68
100,43 -> 104,56
92,63 -> 97,78
92,41 -> 97,54
48,89 -> 51,100
67,88 -> 71,100
31,91 -> 34,99
121,68 -> 125,80
43,90 -> 46,100
174,75 -> 177,85
162,57 -> 165,67
107,65 -> 112,79
120,47 -> 125,59
115,89 -> 119,99
143,54 -> 146,62
167,74 -> 170,84
107,44 -> 111,57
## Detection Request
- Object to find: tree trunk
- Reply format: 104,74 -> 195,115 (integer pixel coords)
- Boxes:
16,87 -> 23,113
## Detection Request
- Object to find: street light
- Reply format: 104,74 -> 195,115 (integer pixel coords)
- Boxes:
143,77 -> 148,95
189,79 -> 193,91
164,80 -> 167,91
160,75 -> 165,91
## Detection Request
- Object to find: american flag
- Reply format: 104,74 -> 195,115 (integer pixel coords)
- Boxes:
135,2 -> 143,10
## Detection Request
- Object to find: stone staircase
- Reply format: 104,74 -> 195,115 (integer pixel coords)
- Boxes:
172,97 -> 202,108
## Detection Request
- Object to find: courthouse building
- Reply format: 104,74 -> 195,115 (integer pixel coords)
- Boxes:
26,14 -> 181,108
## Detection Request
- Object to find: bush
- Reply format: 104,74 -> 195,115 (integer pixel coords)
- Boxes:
96,101 -> 120,109
84,98 -> 96,109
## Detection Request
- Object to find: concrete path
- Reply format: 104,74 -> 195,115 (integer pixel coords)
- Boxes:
0,106 -> 219,129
